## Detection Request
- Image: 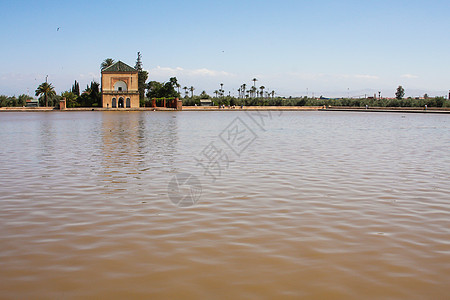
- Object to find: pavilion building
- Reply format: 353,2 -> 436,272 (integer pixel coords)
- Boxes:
101,61 -> 139,108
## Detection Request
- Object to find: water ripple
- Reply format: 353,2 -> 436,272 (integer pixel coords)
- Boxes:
0,111 -> 449,299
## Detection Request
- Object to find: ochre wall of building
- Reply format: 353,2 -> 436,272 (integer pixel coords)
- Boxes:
102,94 -> 139,108
101,72 -> 139,108
102,72 -> 138,91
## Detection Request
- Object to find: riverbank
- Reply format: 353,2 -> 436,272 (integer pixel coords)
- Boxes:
322,106 -> 450,114
0,107 -> 178,112
1,106 -> 449,113
0,106 -> 324,112
1,110 -> 449,299
182,106 -> 323,111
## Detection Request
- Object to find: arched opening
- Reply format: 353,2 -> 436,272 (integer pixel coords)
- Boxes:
114,81 -> 128,92
112,98 -> 117,108
126,98 -> 131,108
118,97 -> 124,108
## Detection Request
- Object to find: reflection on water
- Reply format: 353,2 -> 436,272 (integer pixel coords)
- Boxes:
0,111 -> 449,299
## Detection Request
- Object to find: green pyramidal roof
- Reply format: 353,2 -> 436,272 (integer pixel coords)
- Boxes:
102,61 -> 137,72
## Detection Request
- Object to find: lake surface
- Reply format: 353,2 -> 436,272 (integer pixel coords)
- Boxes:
0,111 -> 449,299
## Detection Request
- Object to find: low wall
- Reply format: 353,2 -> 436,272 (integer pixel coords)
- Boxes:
182,106 -> 324,111
327,106 -> 450,111
2,106 -> 449,113
0,107 -> 55,112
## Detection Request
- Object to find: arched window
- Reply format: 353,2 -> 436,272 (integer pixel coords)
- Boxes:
112,98 -> 116,108
118,97 -> 124,108
126,98 -> 131,108
114,81 -> 127,92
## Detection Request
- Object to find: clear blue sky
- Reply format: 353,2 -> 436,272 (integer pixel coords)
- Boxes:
1,0 -> 449,98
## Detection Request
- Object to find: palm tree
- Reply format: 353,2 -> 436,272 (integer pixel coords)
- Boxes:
250,86 -> 257,98
101,58 -> 115,70
35,82 -> 56,107
241,84 -> 246,98
183,86 -> 188,98
271,90 -> 275,98
189,86 -> 195,98
252,78 -> 258,89
61,91 -> 78,108
260,86 -> 265,98
214,90 -> 219,98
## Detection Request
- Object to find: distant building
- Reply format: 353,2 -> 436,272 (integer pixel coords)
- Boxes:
25,99 -> 39,107
200,99 -> 213,106
101,61 -> 139,108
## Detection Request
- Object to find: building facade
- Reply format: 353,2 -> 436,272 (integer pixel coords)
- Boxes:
101,61 -> 139,108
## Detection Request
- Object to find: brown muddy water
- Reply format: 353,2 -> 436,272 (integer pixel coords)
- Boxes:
0,111 -> 449,299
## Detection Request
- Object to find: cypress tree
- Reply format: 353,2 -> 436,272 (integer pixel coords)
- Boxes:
135,52 -> 148,100
71,80 -> 80,97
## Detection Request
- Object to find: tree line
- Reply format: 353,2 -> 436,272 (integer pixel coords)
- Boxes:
179,95 -> 450,108
1,55 -> 449,108
0,53 -> 146,108
0,94 -> 34,107
0,79 -> 102,108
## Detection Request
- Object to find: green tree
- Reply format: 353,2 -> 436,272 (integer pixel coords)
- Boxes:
260,86 -> 265,98
8,96 -> 18,107
241,84 -> 246,98
35,82 -> 56,107
167,77 -> 181,97
135,52 -> 143,70
435,96 -> 444,107
79,81 -> 101,107
252,78 -> 258,89
71,80 -> 80,96
134,52 -> 148,100
168,77 -> 177,87
0,95 -> 8,107
88,81 -> 101,106
199,91 -> 210,99
190,86 -> 195,98
146,78 -> 180,99
101,58 -> 115,70
18,94 -> 31,106
250,86 -> 257,98
61,91 -> 78,108
147,81 -> 163,98
395,85 -> 405,100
